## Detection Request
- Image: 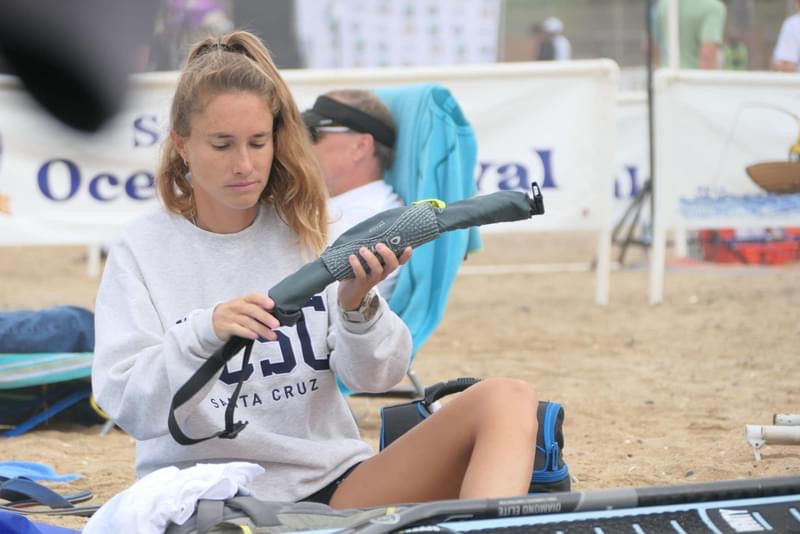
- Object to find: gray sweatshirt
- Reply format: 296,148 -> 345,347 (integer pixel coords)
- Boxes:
92,204 -> 412,502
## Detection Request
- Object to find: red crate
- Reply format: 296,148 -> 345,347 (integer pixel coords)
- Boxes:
697,228 -> 800,265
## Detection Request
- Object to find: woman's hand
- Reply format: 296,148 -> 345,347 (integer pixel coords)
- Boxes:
338,243 -> 412,311
212,293 -> 280,341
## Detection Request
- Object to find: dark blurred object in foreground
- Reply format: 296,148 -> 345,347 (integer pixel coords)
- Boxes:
0,0 -> 158,132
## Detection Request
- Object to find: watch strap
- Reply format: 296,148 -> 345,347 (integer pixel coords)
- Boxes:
341,288 -> 380,323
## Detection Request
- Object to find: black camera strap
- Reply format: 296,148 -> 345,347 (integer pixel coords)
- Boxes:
167,336 -> 253,445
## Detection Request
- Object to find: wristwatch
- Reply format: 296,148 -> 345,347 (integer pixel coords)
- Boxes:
341,289 -> 380,323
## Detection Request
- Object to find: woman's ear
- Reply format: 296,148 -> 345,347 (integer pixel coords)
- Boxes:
170,130 -> 187,161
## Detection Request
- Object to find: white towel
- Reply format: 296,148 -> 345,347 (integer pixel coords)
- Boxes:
83,462 -> 265,534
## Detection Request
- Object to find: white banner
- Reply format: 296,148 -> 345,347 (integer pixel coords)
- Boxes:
0,74 -> 175,245
649,69 -> 800,303
654,70 -> 800,229
0,61 -> 619,246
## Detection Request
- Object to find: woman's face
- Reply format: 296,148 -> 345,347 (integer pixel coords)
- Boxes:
173,91 -> 275,232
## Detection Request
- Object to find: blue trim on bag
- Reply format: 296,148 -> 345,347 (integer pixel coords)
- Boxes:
533,465 -> 570,483
378,406 -> 387,450
379,402 -> 431,450
544,401 -> 557,469
417,402 -> 431,420
530,401 -> 569,485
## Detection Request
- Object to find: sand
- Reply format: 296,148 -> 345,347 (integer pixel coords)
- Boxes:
1,231 -> 798,530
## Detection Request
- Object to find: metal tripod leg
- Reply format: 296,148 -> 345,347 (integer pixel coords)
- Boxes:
611,179 -> 652,265
407,368 -> 426,399
100,419 -> 116,435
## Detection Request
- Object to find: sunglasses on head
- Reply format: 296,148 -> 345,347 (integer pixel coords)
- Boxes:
303,96 -> 396,147
307,125 -> 353,144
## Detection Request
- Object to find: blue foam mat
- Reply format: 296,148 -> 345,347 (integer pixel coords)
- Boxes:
0,510 -> 80,534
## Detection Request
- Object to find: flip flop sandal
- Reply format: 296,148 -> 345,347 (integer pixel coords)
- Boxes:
0,503 -> 101,517
0,478 -> 93,510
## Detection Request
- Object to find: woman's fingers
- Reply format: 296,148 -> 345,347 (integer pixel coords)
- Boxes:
348,243 -> 414,283
240,301 -> 280,330
213,293 -> 279,341
374,243 -> 398,271
348,248 -> 369,280
398,246 -> 413,265
360,246 -> 385,280
374,244 -> 413,273
242,292 -> 275,311
235,314 -> 279,341
339,244 -> 413,313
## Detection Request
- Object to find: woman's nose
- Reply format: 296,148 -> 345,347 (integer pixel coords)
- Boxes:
232,148 -> 254,175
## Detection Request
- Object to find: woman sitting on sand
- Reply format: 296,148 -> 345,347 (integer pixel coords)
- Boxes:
91,29 -> 539,508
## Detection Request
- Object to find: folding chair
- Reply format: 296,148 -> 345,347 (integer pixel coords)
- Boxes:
351,83 -> 481,399
0,307 -> 110,435
0,353 -> 94,437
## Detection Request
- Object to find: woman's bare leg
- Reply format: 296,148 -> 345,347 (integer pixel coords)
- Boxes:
330,377 -> 538,508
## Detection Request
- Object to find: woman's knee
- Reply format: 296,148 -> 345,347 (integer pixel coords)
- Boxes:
475,377 -> 538,404
470,378 -> 538,432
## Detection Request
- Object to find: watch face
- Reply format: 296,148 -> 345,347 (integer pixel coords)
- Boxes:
364,291 -> 380,317
343,290 -> 379,322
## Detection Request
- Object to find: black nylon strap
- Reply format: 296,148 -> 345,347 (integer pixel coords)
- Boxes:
167,337 -> 252,445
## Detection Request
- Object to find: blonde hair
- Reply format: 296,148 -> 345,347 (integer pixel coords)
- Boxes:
156,30 -> 328,254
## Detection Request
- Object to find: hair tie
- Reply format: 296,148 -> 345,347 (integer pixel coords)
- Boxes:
196,41 -> 251,60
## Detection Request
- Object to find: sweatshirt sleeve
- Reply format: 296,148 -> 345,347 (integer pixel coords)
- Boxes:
325,284 -> 412,393
91,240 -> 226,441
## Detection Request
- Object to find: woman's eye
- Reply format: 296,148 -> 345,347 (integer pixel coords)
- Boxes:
212,144 -> 229,150
251,143 -> 266,149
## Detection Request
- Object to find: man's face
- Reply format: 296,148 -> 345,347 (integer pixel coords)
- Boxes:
311,129 -> 363,197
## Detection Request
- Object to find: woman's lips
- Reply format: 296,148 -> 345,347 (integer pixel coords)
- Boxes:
227,181 -> 258,190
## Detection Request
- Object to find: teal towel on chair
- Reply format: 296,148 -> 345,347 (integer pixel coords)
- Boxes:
376,84 -> 481,356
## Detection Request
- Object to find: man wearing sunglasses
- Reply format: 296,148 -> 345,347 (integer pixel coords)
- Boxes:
303,90 -> 404,300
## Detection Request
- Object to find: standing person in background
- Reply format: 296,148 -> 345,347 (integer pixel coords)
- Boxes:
656,0 -> 727,69
302,90 -> 404,300
92,29 -> 541,509
148,0 -> 234,70
722,31 -> 749,70
530,22 -> 554,61
772,0 -> 800,72
540,17 -> 571,61
721,0 -> 753,70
